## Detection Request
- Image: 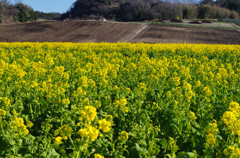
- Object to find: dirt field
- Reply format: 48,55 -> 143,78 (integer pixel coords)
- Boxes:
0,20 -> 240,44
0,21 -> 145,43
164,20 -> 240,28
131,25 -> 240,44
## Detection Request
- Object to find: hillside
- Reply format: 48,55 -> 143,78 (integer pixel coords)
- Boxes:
0,20 -> 240,44
60,0 -> 239,22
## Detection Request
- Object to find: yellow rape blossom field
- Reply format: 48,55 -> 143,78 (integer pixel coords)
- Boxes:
1,42 -> 240,157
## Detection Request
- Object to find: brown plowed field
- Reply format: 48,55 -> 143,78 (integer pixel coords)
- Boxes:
0,21 -> 145,43
0,20 -> 240,44
130,25 -> 240,44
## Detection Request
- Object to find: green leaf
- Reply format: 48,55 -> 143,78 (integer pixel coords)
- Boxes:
186,152 -> 196,158
177,151 -> 187,158
96,138 -> 103,147
215,135 -> 222,140
170,123 -> 181,135
48,148 -> 60,158
161,139 -> 168,152
135,143 -> 149,155
177,151 -> 196,158
136,143 -> 143,152
40,99 -> 48,110
32,146 -> 38,153
40,151 -> 47,157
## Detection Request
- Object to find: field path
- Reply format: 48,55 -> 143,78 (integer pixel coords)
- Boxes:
125,24 -> 148,42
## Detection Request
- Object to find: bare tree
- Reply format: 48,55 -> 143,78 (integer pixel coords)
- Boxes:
15,0 -> 22,4
0,0 -> 10,7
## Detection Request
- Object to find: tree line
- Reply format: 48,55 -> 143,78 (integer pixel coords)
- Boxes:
0,0 -> 38,23
1,0 -> 239,24
60,0 -> 239,21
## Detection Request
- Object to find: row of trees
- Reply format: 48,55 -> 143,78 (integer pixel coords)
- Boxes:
201,0 -> 240,14
35,11 -> 61,20
1,0 -> 239,23
60,0 -> 239,21
0,0 -> 38,23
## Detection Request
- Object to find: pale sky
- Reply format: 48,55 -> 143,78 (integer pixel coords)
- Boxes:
9,0 -> 76,13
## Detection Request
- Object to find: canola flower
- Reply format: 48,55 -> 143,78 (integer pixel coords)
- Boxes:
0,97 -> 10,106
62,99 -> 70,105
188,111 -> 197,120
78,125 -> 99,141
98,118 -> 111,133
119,131 -> 129,140
12,117 -> 29,137
1,42 -> 240,157
0,109 -> 6,116
119,98 -> 127,106
229,102 -> 239,111
94,154 -> 104,158
79,106 -> 97,122
58,124 -> 72,140
54,136 -> 63,146
206,134 -> 217,146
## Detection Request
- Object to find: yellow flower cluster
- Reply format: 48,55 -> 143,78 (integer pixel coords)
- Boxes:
98,118 -> 111,133
62,99 -> 70,105
94,154 -> 104,158
203,87 -> 212,96
188,111 -> 197,120
119,98 -> 127,106
0,109 -> 6,116
229,102 -> 239,112
118,131 -> 129,140
138,83 -> 147,91
183,82 -> 192,91
78,125 -> 99,141
221,102 -> 240,136
207,122 -> 219,135
113,99 -> 129,113
79,76 -> 88,87
206,122 -> 218,146
172,77 -> 180,86
57,124 -> 72,140
54,136 -> 63,146
206,134 -> 216,146
79,106 -> 97,122
223,146 -> 240,157
0,97 -> 10,106
75,105 -> 112,143
12,117 -> 29,137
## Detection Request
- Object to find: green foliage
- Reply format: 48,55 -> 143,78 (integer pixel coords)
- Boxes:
35,11 -> 60,20
0,3 -> 3,24
18,7 -> 28,22
0,4 -> 3,11
108,14 -> 116,20
29,10 -> 38,21
223,0 -> 240,14
197,6 -> 210,19
14,3 -> 38,22
183,8 -> 189,19
218,19 -> 240,26
61,0 -> 239,22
